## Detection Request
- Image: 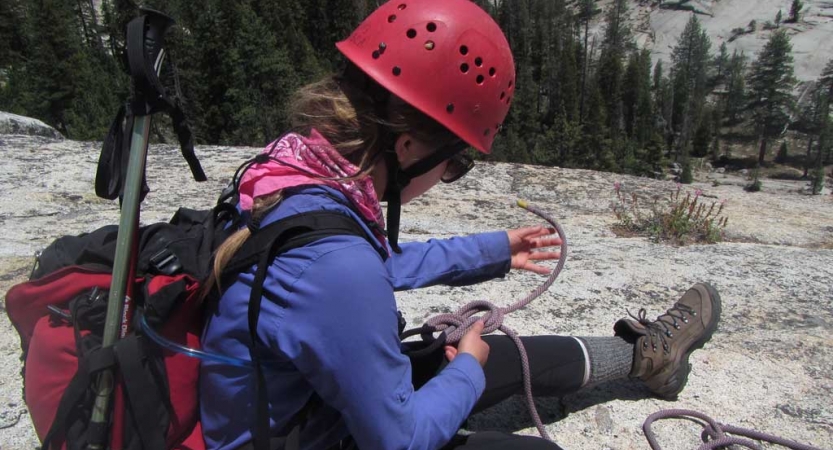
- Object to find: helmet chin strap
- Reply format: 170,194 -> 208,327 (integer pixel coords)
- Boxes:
382,144 -> 463,253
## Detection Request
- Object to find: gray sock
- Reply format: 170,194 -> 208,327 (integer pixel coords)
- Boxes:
576,336 -> 634,388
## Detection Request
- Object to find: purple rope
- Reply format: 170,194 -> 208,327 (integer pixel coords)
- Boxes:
419,200 -> 568,441
643,409 -> 824,450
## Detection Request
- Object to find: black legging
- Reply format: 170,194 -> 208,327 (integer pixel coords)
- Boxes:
408,335 -> 587,449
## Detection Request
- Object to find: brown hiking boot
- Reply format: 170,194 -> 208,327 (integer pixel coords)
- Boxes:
614,283 -> 721,399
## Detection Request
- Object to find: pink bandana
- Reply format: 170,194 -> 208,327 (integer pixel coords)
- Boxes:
237,130 -> 387,248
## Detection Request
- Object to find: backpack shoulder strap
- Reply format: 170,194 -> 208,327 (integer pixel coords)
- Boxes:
223,210 -> 385,280
224,210 -> 381,450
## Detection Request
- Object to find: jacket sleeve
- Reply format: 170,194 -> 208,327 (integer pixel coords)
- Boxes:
386,231 -> 511,291
269,241 -> 486,450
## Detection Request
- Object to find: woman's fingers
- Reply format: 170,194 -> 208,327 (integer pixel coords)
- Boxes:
527,251 -> 561,261
444,345 -> 458,362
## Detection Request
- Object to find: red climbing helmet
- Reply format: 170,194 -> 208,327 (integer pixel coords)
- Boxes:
336,0 -> 516,154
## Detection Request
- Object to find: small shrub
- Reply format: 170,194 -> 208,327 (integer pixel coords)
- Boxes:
763,21 -> 777,30
745,168 -> 762,192
775,141 -> 788,163
681,159 -> 694,184
611,182 -> 729,245
729,27 -> 747,42
748,20 -> 758,32
811,165 -> 825,195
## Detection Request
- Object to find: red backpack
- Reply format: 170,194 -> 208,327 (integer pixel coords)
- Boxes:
5,204 -> 375,450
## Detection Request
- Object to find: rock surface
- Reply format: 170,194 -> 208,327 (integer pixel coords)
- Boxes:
590,0 -> 833,82
0,112 -> 64,140
0,134 -> 831,449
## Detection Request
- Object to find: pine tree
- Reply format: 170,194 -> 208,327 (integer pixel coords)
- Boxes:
775,10 -> 783,27
775,141 -> 789,163
692,115 -> 712,157
749,30 -> 797,164
252,0 -> 323,81
5,0 -> 121,139
597,0 -> 632,135
100,0 -> 135,63
577,0 -> 595,123
725,50 -> 748,123
798,86 -> 827,176
680,158 -> 693,183
713,42 -> 729,85
622,48 -> 653,147
0,0 -> 26,70
653,59 -> 664,91
818,59 -> 833,115
670,14 -> 712,159
789,0 -> 803,23
710,134 -> 721,160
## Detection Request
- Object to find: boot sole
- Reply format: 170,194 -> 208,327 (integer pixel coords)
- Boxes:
656,282 -> 722,399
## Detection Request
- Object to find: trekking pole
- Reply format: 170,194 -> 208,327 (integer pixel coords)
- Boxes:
88,9 -> 177,449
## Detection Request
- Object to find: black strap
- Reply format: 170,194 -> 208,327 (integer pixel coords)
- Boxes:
223,211 -> 385,281
248,237 -> 276,450
113,336 -> 167,450
235,210 -> 379,450
41,345 -> 119,450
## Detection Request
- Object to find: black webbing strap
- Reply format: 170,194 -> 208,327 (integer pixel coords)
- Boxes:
41,346 -> 118,450
248,239 -> 275,450
223,211 -> 385,281
232,211 -> 379,450
113,336 -> 167,450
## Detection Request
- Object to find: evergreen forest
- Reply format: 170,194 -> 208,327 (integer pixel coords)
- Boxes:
1,0 -> 831,183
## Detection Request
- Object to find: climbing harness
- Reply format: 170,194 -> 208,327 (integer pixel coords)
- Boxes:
643,409 -> 824,450
402,200 -> 568,441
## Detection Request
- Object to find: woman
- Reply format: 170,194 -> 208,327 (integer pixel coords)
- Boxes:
199,1 -> 722,449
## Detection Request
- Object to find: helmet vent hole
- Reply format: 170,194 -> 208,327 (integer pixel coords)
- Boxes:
372,50 -> 381,59
460,45 -> 469,55
474,57 -> 483,67
424,40 -> 435,50
446,103 -> 455,113
500,92 -> 505,100
426,22 -> 437,32
398,3 -> 407,10
460,63 -> 469,74
388,14 -> 397,23
476,75 -> 485,84
489,67 -> 496,76
406,29 -> 417,39
508,80 -> 513,88
393,66 -> 402,76
484,129 -> 490,136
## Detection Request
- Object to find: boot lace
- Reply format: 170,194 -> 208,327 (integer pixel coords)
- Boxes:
629,303 -> 697,354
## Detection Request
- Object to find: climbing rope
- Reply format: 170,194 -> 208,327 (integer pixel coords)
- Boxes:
643,409 -> 824,450
401,200 -> 568,441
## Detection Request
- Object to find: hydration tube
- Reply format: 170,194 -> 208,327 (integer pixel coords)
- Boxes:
140,314 -> 257,368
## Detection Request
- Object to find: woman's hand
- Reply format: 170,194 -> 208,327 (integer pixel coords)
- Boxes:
507,226 -> 562,275
444,321 -> 489,367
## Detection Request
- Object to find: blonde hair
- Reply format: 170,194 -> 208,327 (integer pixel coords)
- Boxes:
208,70 -> 459,294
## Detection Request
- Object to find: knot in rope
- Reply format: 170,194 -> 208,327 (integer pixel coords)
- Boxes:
426,300 -> 505,344
402,200 -> 568,442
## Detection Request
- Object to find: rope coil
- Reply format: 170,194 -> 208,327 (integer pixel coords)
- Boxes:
643,409 -> 824,450
403,200 -> 568,440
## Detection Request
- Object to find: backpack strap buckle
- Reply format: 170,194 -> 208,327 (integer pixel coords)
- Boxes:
149,248 -> 182,275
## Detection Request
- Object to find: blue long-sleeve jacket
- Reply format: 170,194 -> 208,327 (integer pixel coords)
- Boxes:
200,186 -> 511,450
